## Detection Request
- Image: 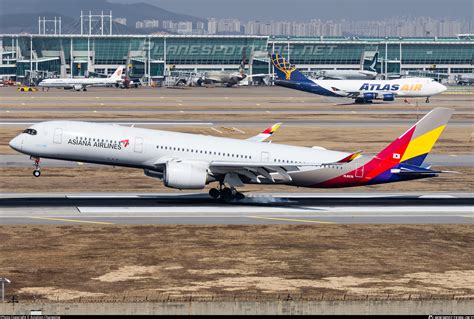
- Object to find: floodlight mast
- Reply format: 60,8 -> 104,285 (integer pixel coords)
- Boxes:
0,278 -> 11,302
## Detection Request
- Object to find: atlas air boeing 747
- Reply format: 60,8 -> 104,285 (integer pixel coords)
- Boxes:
271,53 -> 447,104
9,108 -> 452,201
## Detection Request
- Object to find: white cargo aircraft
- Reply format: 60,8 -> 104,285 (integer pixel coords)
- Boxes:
38,66 -> 124,91
271,53 -> 447,103
9,108 -> 453,201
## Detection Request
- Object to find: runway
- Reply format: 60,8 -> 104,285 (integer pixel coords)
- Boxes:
1,192 -> 472,225
0,119 -> 472,128
1,154 -> 472,167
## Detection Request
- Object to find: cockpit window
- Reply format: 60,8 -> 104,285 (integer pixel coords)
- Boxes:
23,129 -> 37,135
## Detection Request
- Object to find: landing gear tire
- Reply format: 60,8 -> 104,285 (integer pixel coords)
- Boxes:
31,156 -> 41,177
220,187 -> 245,202
221,187 -> 233,202
209,188 -> 220,199
425,97 -> 430,103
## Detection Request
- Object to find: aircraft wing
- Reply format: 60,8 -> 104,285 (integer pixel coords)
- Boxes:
332,150 -> 363,163
244,73 -> 274,78
208,161 -> 307,183
205,76 -> 223,83
150,149 -> 360,184
246,122 -> 282,142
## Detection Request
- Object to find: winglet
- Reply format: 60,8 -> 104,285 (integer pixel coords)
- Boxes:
246,122 -> 282,142
336,150 -> 363,163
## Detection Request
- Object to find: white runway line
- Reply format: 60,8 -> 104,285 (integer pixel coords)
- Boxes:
76,206 -> 474,214
232,127 -> 245,133
211,127 -> 223,134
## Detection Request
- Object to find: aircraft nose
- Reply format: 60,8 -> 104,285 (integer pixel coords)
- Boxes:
9,136 -> 22,151
437,82 -> 447,93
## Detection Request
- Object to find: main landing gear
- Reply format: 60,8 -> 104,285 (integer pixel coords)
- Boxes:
209,183 -> 245,202
31,156 -> 41,177
425,97 -> 430,103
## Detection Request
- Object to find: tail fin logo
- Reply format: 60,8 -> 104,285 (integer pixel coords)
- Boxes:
272,53 -> 297,80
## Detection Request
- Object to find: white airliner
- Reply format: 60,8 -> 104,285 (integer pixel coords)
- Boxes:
38,66 -> 124,91
271,53 -> 447,103
9,108 -> 453,201
316,53 -> 379,80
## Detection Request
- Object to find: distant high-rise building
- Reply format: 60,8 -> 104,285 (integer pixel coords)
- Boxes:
177,22 -> 193,34
207,18 -> 217,34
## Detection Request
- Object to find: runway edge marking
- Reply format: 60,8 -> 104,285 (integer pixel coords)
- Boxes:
30,216 -> 115,225
248,215 -> 336,224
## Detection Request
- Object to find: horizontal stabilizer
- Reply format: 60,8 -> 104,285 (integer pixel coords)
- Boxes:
390,163 -> 457,175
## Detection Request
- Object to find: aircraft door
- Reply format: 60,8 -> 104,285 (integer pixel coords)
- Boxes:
134,137 -> 144,153
355,166 -> 364,178
53,128 -> 63,144
261,151 -> 269,162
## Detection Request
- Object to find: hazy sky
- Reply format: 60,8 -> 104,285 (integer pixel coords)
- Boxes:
111,0 -> 473,21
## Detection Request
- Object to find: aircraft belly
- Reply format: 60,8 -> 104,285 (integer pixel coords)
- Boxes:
287,157 -> 371,188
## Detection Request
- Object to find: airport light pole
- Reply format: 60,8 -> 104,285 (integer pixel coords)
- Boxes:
384,38 -> 388,80
287,36 -> 290,64
271,37 -> 275,85
30,35 -> 33,85
0,278 -> 11,302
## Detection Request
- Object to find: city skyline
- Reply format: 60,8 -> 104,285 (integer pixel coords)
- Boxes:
134,16 -> 470,37
112,0 -> 473,21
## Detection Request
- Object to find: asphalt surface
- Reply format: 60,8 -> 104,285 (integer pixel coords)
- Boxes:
0,192 -> 472,225
0,119 -> 472,128
3,108 -> 474,115
1,154 -> 472,168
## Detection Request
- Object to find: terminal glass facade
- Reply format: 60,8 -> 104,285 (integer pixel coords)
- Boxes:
0,35 -> 472,81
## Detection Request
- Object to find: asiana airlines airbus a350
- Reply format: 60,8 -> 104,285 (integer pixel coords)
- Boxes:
9,108 -> 452,201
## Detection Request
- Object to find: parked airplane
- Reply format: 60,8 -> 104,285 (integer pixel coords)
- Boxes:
38,66 -> 124,91
9,108 -> 453,201
202,48 -> 268,87
456,74 -> 474,85
271,53 -> 447,103
316,53 -> 378,80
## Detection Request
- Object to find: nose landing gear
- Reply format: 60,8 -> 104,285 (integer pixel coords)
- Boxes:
425,97 -> 430,103
31,156 -> 41,177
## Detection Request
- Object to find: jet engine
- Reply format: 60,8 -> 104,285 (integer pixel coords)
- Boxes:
362,92 -> 377,100
383,93 -> 395,101
73,84 -> 83,91
163,160 -> 209,189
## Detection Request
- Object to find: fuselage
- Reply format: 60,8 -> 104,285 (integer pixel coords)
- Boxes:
38,78 -> 120,88
276,77 -> 447,99
9,120 -> 440,189
318,70 -> 378,80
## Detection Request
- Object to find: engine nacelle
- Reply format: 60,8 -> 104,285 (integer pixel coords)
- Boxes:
144,169 -> 163,179
73,84 -> 83,91
363,92 -> 377,100
164,161 -> 209,189
383,93 -> 395,101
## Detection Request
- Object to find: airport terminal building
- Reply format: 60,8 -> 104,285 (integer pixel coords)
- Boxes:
0,34 -> 472,83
